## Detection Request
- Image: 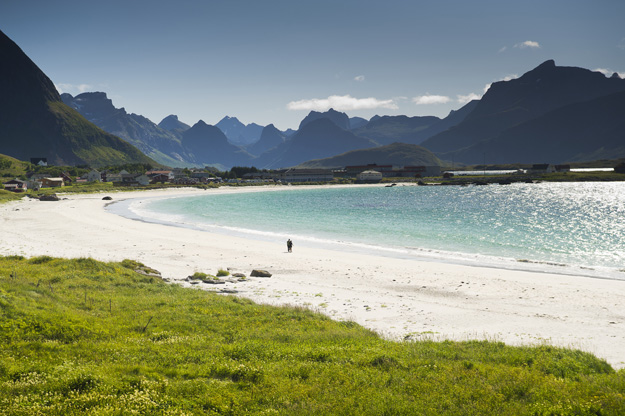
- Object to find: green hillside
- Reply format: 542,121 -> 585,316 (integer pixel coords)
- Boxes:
1,256 -> 623,415
0,30 -> 159,168
0,153 -> 30,178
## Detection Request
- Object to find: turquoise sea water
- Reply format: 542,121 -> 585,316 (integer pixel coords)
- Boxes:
111,182 -> 625,280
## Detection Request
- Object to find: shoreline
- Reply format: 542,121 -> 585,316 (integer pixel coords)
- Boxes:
110,184 -> 625,282
2,186 -> 625,369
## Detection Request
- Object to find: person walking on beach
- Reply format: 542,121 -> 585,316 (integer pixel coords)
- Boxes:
287,239 -> 293,253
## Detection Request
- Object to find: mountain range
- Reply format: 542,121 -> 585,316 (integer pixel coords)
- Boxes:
2,27 -> 624,170
180,121 -> 253,169
215,116 -> 264,147
61,92 -> 191,167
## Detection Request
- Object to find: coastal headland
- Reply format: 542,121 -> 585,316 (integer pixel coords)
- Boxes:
1,185 -> 624,369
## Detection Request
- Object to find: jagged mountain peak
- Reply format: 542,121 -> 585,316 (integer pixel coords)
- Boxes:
192,120 -> 211,129
298,108 -> 350,130
536,59 -> 556,69
215,116 -> 263,146
219,115 -> 240,123
158,114 -> 190,133
62,91 -> 124,118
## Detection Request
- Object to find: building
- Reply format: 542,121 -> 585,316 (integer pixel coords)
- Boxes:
102,169 -> 129,183
3,179 -> 27,192
85,169 -> 102,182
242,172 -> 274,182
115,173 -> 151,187
146,170 -> 174,181
276,169 -> 334,183
530,164 -> 555,173
190,171 -> 213,179
26,179 -> 42,190
356,170 -> 383,183
173,177 -> 200,185
345,164 -> 394,177
30,157 -> 47,166
150,174 -> 172,184
61,172 -> 73,184
40,177 -> 64,188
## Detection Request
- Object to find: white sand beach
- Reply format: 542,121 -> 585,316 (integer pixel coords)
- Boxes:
1,186 -> 624,369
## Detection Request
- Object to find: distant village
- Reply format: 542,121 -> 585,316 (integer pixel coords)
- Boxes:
1,156 -> 595,194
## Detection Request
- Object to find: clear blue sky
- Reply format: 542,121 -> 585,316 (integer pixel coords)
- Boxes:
2,0 -> 623,130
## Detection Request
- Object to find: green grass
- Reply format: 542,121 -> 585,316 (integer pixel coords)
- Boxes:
0,153 -> 31,178
0,189 -> 24,203
1,256 -> 624,415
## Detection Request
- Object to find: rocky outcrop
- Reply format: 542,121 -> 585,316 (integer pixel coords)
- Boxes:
39,194 -> 59,201
250,269 -> 272,277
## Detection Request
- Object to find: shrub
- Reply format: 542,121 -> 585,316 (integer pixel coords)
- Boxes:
190,272 -> 208,280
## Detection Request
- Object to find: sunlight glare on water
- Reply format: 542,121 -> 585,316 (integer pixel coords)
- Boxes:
131,182 -> 625,279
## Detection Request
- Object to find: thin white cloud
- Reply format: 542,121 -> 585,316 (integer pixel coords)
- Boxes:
594,68 -> 625,79
287,95 -> 398,111
412,94 -> 451,105
515,40 -> 541,49
618,38 -> 625,50
498,46 -> 507,53
354,75 -> 365,82
457,93 -> 482,104
56,83 -> 93,95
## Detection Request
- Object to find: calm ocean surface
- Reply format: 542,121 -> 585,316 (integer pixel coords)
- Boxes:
110,182 -> 625,280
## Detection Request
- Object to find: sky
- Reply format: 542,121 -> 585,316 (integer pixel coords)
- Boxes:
1,0 -> 624,130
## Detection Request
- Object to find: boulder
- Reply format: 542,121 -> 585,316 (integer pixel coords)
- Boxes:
102,196 -> 113,200
202,279 -> 225,285
250,269 -> 272,277
232,273 -> 246,278
39,194 -> 59,201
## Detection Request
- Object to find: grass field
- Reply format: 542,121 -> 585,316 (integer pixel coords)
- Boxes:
1,256 -> 624,415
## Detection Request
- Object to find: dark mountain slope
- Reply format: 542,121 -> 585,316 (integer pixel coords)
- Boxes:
158,115 -> 190,139
410,99 -> 479,143
247,124 -> 285,156
353,115 -> 441,145
181,121 -> 253,168
421,60 -> 625,156
256,118 -> 377,169
298,108 -> 351,130
349,116 -> 368,129
448,89 -> 625,164
0,30 -> 155,167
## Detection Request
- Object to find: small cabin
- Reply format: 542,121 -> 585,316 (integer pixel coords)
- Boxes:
40,177 -> 64,188
3,179 -> 27,192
